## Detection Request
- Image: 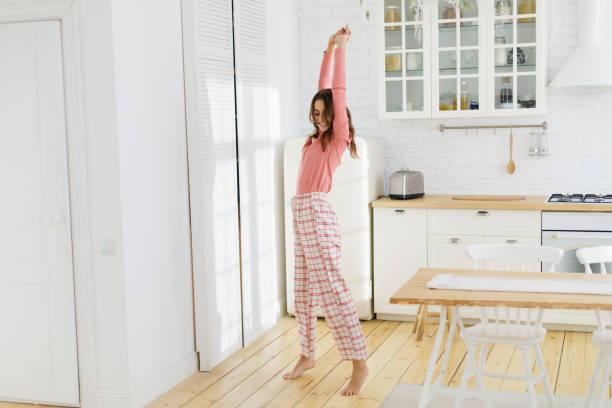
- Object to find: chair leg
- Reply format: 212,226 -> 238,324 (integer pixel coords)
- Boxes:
475,343 -> 493,408
520,347 -> 538,408
585,349 -> 604,408
413,304 -> 423,334
455,342 -> 477,408
596,353 -> 612,408
534,344 -> 555,408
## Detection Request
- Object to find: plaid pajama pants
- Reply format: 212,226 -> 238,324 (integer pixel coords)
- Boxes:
291,191 -> 368,361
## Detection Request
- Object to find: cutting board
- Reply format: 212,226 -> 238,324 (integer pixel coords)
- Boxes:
452,195 -> 526,201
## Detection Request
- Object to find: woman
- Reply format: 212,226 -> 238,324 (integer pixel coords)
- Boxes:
282,25 -> 369,397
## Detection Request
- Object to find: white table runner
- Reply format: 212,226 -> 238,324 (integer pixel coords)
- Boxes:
426,273 -> 612,296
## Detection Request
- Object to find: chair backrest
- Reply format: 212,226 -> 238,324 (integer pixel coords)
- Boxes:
576,246 -> 612,275
576,246 -> 612,330
464,244 -> 564,329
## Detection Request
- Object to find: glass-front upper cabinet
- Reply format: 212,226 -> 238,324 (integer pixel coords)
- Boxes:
432,0 -> 485,117
379,0 -> 431,118
487,0 -> 545,115
378,0 -> 546,118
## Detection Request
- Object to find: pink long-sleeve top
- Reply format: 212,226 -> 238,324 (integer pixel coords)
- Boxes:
295,47 -> 351,196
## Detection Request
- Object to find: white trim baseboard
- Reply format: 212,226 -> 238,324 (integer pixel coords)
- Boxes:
131,351 -> 198,408
95,389 -> 131,408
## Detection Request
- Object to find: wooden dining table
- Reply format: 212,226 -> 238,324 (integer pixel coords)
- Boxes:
390,267 -> 612,408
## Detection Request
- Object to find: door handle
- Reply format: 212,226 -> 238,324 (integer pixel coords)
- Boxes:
506,239 -> 518,244
476,210 -> 489,216
449,237 -> 461,244
394,209 -> 405,214
551,234 -> 612,240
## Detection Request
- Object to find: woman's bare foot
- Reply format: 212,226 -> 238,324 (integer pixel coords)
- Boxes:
341,360 -> 369,396
283,355 -> 316,380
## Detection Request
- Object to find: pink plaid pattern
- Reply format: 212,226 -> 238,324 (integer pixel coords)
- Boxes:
291,192 -> 368,361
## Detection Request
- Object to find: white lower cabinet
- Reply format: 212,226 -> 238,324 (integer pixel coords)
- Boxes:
373,208 -> 427,317
374,207 -> 542,321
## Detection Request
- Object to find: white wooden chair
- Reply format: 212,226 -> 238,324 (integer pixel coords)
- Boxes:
576,246 -> 612,408
454,244 -> 563,408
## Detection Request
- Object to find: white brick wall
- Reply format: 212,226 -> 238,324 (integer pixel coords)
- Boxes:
297,0 -> 612,195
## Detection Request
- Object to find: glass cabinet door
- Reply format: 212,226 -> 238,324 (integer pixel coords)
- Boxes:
488,0 -> 542,114
432,0 -> 485,117
381,0 -> 430,117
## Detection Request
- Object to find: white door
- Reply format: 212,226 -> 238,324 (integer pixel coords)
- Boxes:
0,21 -> 79,405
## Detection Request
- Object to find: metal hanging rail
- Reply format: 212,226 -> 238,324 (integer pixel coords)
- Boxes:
439,121 -> 547,133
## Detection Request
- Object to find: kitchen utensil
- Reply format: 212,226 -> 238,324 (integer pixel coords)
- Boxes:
507,130 -> 516,174
389,169 -> 424,199
518,94 -> 535,108
452,195 -> 526,201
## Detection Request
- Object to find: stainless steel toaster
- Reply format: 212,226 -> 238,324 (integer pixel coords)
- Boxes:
389,169 -> 424,200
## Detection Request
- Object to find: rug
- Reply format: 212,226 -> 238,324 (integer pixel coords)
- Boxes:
380,383 -> 587,407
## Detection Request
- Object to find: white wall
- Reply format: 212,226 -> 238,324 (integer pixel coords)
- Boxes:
266,0 -> 301,328
74,0 -> 298,405
297,0 -> 612,195
78,0 -> 132,405
110,0 -> 197,407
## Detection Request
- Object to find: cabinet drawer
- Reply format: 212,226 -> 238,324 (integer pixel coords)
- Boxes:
428,235 -> 483,269
428,209 -> 540,237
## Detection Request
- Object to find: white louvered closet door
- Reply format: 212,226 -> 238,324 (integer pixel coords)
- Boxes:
233,0 -> 279,345
182,0 -> 243,370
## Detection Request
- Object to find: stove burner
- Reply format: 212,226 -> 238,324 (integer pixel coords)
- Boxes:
548,193 -> 612,204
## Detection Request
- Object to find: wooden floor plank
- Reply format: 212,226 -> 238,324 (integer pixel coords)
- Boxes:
293,321 -> 401,408
556,331 -> 587,396
147,315 -> 296,408
7,318 -> 612,408
210,327 -> 337,407
582,332 -> 599,397
398,323 -> 448,385
255,320 -> 382,408
533,330 -> 565,394
180,320 -> 328,408
350,323 -> 438,408
322,322 -> 415,408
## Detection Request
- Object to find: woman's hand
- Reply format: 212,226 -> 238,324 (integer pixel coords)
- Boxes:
335,24 -> 351,48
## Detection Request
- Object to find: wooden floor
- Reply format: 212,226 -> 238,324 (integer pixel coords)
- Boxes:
1,316 -> 609,408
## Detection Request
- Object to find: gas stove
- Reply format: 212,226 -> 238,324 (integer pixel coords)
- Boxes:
547,193 -> 612,204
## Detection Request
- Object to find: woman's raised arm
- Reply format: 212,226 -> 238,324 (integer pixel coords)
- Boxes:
317,34 -> 336,91
331,25 -> 351,148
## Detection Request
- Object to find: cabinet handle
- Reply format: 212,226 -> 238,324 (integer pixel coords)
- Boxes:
506,239 -> 518,244
394,209 -> 405,214
477,210 -> 489,216
449,237 -> 461,244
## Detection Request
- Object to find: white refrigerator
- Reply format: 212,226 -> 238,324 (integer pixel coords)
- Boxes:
283,136 -> 384,320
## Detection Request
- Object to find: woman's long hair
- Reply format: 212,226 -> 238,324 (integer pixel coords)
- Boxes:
307,89 -> 358,158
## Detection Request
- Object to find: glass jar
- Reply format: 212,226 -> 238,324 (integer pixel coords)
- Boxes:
500,76 -> 513,108
495,37 -> 507,66
385,6 -> 400,30
439,93 -> 454,111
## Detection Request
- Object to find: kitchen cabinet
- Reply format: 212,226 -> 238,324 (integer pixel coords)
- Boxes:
378,0 -> 546,118
374,208 -> 427,317
374,207 -> 541,320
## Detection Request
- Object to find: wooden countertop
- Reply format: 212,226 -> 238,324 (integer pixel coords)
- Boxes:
390,267 -> 612,310
372,195 -> 612,212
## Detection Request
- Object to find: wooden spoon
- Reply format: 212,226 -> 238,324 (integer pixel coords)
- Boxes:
506,130 -> 516,174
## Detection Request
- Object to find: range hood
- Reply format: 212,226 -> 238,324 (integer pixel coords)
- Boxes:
549,0 -> 612,88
